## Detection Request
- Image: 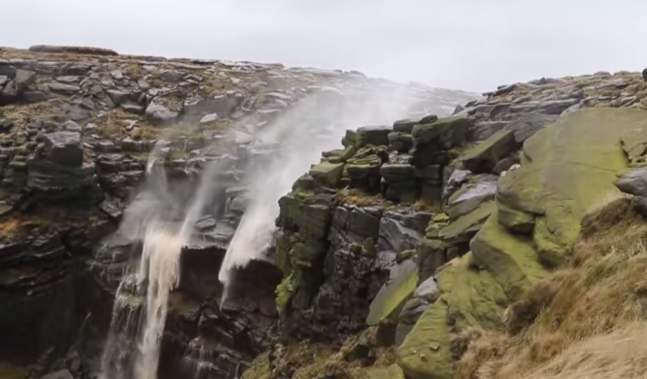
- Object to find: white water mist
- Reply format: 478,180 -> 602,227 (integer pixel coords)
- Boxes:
218,83 -> 440,294
100,155 -> 226,379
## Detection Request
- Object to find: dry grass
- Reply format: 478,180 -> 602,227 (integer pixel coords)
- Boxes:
412,198 -> 442,213
245,329 -> 396,379
337,189 -> 389,208
0,218 -> 20,238
456,195 -> 647,379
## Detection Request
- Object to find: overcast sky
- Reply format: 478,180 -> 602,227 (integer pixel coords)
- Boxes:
2,0 -> 646,92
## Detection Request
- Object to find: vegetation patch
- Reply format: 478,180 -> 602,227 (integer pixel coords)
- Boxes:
456,196 -> 647,379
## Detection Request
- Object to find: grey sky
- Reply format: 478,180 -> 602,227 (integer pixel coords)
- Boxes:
2,0 -> 646,92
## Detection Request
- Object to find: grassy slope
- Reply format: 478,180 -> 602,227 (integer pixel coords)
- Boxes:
456,195 -> 647,379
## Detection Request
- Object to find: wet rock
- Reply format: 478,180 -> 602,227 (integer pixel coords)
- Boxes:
37,131 -> 83,167
106,89 -> 130,105
356,125 -> 391,148
380,164 -> 417,202
445,175 -> 498,219
387,132 -> 414,153
29,44 -> 118,56
211,95 -> 240,118
378,211 -> 431,253
539,98 -> 580,115
460,130 -> 516,174
67,106 -> 90,122
40,369 -> 73,379
145,101 -> 179,124
410,117 -> 472,167
469,121 -> 508,142
309,161 -> 344,187
614,167 -> 647,196
48,82 -> 80,95
346,146 -> 387,193
329,205 -> 381,246
15,69 -> 36,90
491,84 -> 516,97
503,112 -> 558,144
367,259 -> 418,326
395,275 -> 440,344
121,102 -> 145,114
200,112 -> 219,124
1,79 -> 18,100
393,119 -> 419,133
62,120 -> 83,132
95,140 -> 116,153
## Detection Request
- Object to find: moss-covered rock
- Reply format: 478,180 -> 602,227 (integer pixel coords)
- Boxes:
309,161 -> 345,188
446,252 -> 507,331
459,129 -> 516,174
437,201 -> 494,242
368,364 -> 405,379
396,298 -> 453,379
445,175 -> 497,219
411,116 -> 472,148
342,129 -> 357,148
496,198 -> 535,233
0,362 -> 27,379
356,125 -> 391,148
242,353 -> 271,379
496,108 -> 642,267
470,209 -> 547,300
367,260 -> 419,325
416,238 -> 450,283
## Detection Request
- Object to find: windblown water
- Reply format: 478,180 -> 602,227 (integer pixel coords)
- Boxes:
218,86 -> 436,300
99,148 -> 225,379
98,85 -> 439,377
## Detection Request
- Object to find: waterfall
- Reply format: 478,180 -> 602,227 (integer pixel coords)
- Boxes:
99,155 -> 225,379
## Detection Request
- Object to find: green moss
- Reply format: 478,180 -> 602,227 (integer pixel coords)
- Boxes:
309,161 -> 345,188
169,148 -> 188,160
368,364 -> 405,379
471,209 -> 548,300
459,129 -> 516,173
242,352 -> 271,379
416,238 -> 451,282
497,108 -> 642,261
447,252 -> 507,331
0,362 -> 27,379
396,299 -> 453,379
276,273 -> 297,314
436,259 -> 458,294
496,199 -> 535,233
437,201 -> 494,242
411,116 -> 472,148
367,260 -> 419,325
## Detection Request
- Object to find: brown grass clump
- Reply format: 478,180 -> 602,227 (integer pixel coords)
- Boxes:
248,329 -> 397,379
456,195 -> 647,379
337,189 -> 388,208
0,218 -> 20,238
412,198 -> 442,213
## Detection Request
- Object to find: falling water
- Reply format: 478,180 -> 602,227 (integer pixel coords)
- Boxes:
217,86 -> 436,300
132,225 -> 184,379
99,152 -> 225,379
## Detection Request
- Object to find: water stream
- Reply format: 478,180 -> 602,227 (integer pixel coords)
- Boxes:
99,152 -> 224,379
97,86 -> 434,378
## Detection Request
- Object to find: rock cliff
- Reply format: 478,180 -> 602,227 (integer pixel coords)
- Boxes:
243,70 -> 647,379
0,45 -> 477,379
3,44 -> 647,379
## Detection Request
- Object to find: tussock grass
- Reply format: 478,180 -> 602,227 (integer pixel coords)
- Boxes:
456,195 -> 647,379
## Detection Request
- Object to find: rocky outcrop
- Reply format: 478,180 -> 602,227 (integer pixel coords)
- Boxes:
0,45 -> 481,379
397,108 -> 645,379
5,44 -> 647,379
249,70 -> 647,379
